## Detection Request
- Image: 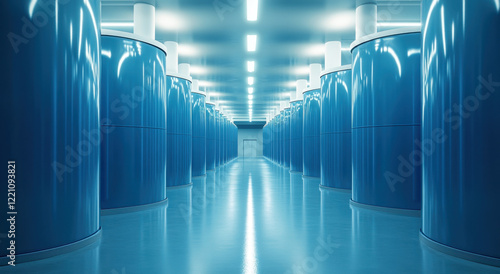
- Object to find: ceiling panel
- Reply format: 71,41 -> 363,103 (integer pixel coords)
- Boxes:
101,0 -> 421,121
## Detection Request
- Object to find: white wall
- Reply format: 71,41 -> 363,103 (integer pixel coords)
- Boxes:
238,128 -> 263,157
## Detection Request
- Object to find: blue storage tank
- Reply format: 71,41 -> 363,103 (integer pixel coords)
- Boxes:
220,115 -> 225,165
283,108 -> 291,168
192,91 -> 206,177
263,123 -> 270,159
303,88 -> 321,177
206,103 -> 216,170
100,30 -> 167,209
420,0 -> 500,266
290,100 -> 304,172
351,28 -> 422,210
278,111 -> 285,166
223,116 -> 228,164
215,109 -> 220,167
166,73 -> 192,187
0,0 -> 101,262
320,66 -> 352,189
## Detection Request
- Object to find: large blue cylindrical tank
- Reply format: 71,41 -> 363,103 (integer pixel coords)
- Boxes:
290,100 -> 304,172
351,29 -> 422,210
279,111 -> 285,165
0,0 -> 101,261
100,31 -> 167,209
215,109 -> 220,167
303,88 -> 321,177
421,0 -> 500,266
223,117 -> 228,163
217,112 -> 223,166
166,74 -> 192,187
220,115 -> 225,165
206,103 -> 216,170
283,108 -> 291,168
320,66 -> 352,189
192,91 -> 206,177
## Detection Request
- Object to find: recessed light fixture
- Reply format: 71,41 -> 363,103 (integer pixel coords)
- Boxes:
248,87 -> 254,94
101,22 -> 134,27
248,77 -> 254,85
247,0 -> 258,21
247,35 -> 257,52
247,61 -> 255,72
377,22 -> 422,27
248,95 -> 254,100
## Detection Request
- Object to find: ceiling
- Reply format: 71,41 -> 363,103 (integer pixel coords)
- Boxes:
101,0 -> 421,122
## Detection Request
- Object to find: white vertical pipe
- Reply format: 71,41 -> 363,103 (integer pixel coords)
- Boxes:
192,79 -> 199,92
134,3 -> 155,40
325,41 -> 342,70
296,79 -> 307,100
309,64 -> 322,90
179,63 -> 191,78
164,41 -> 178,73
356,3 -> 377,39
290,90 -> 296,101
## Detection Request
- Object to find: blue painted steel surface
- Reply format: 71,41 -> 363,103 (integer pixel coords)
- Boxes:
215,110 -> 220,167
279,112 -> 285,166
166,76 -> 192,186
351,31 -> 421,210
206,103 -> 216,170
219,115 -> 225,165
0,0 -> 101,257
283,108 -> 291,168
303,89 -> 321,177
421,0 -> 500,262
192,93 -> 206,177
290,100 -> 304,172
100,35 -> 167,209
320,69 -> 352,189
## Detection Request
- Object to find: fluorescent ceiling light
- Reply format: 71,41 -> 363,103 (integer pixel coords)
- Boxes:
248,77 -> 254,85
377,22 -> 422,27
248,87 -> 254,94
249,100 -> 253,104
247,0 -> 258,21
247,35 -> 257,51
247,61 -> 255,72
101,22 -> 134,27
248,95 -> 254,100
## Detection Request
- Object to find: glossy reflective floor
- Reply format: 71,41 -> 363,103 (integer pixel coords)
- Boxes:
3,158 -> 500,273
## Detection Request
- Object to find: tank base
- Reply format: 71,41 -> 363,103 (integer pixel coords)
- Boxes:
302,175 -> 321,179
0,229 -> 102,266
319,185 -> 351,193
192,174 -> 207,178
166,182 -> 193,189
349,199 -> 421,217
420,231 -> 500,267
101,197 -> 169,216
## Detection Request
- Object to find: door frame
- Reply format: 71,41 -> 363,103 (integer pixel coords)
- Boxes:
243,139 -> 258,157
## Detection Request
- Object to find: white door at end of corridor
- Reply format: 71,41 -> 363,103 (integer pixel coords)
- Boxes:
243,139 -> 257,157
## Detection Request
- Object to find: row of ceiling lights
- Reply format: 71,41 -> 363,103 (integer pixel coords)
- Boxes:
246,0 -> 258,122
